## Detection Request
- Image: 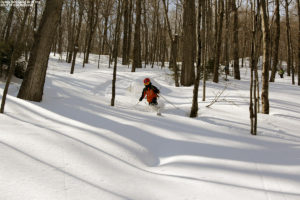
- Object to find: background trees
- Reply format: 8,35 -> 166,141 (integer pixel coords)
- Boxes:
0,0 -> 299,119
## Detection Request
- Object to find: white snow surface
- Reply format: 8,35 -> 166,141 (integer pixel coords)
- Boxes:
1,54 -> 300,200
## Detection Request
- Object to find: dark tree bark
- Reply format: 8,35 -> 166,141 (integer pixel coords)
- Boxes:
67,0 -> 77,63
224,0 -> 230,79
232,0 -> 240,80
57,13 -> 63,59
111,0 -> 122,106
284,0 -> 292,77
122,0 -> 129,65
84,0 -> 99,64
213,0 -> 224,83
143,0 -> 149,66
190,0 -> 203,118
151,1 -> 160,68
181,0 -> 196,86
127,0 -> 133,65
260,0 -> 270,114
66,0 -> 74,62
202,0 -> 208,102
162,0 -> 179,87
132,0 -> 142,72
1,6 -> 15,41
33,1 -> 38,33
18,0 -> 64,102
297,0 -> 300,86
102,16 -> 109,54
1,6 -> 30,113
70,0 -> 84,74
270,0 -> 280,82
249,0 -> 258,135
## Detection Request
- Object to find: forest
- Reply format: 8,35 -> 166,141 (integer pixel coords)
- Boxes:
1,1 -> 300,199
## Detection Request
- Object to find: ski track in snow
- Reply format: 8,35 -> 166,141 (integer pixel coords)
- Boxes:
1,54 -> 300,200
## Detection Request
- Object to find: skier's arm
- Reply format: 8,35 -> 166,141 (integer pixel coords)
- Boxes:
139,88 -> 146,101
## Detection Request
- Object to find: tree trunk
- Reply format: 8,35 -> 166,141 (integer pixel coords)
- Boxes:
162,0 -> 179,87
102,16 -> 109,54
270,0 -> 280,82
111,0 -> 122,106
1,7 -> 30,113
232,0 -> 240,80
122,0 -> 129,65
291,40 -> 295,85
260,0 -> 270,114
127,0 -> 133,66
66,0 -> 74,62
85,1 -> 99,64
132,0 -> 142,72
202,0 -> 208,102
172,36 -> 180,87
18,0 -> 64,102
70,0 -> 84,74
34,1 -> 38,33
213,0 -> 224,83
181,0 -> 196,86
67,0 -> 77,63
143,0 -> 149,66
284,0 -> 292,77
224,0 -> 230,79
57,13 -> 63,60
1,6 -> 15,41
297,0 -> 300,86
190,0 -> 203,118
249,0 -> 258,135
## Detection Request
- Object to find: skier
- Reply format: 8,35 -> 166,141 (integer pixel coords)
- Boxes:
139,78 -> 160,105
278,67 -> 284,78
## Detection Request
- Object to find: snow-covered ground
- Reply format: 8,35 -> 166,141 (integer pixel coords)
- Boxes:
0,54 -> 300,200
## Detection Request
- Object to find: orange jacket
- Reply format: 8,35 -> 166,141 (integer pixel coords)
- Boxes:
140,84 -> 160,103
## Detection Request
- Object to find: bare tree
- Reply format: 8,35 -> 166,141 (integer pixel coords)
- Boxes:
18,0 -> 64,102
132,0 -> 142,72
162,0 -> 179,87
270,0 -> 280,82
122,0 -> 130,65
1,6 -> 30,113
181,0 -> 196,86
84,0 -> 100,64
213,0 -> 224,83
260,0 -> 270,114
297,0 -> 300,86
232,0 -> 240,80
101,0 -> 114,55
70,0 -> 84,74
111,0 -> 122,106
249,0 -> 259,135
1,6 -> 15,41
202,0 -> 208,102
190,0 -> 203,118
284,0 -> 292,77
224,0 -> 230,79
67,0 -> 77,63
143,0 -> 149,66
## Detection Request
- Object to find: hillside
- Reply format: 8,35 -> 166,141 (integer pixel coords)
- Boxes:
1,54 -> 300,200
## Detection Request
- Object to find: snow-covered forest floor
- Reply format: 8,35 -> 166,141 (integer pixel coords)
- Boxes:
1,54 -> 300,200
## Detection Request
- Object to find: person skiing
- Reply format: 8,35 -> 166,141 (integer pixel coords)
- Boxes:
139,78 -> 160,106
278,67 -> 284,78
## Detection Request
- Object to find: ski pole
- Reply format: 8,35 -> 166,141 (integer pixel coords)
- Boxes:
159,94 -> 185,112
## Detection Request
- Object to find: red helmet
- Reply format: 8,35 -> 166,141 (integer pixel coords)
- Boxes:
144,78 -> 151,85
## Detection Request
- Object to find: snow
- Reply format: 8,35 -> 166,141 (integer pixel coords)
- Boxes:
1,54 -> 300,200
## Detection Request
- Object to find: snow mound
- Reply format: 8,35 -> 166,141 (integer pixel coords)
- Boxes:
126,79 -> 144,98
